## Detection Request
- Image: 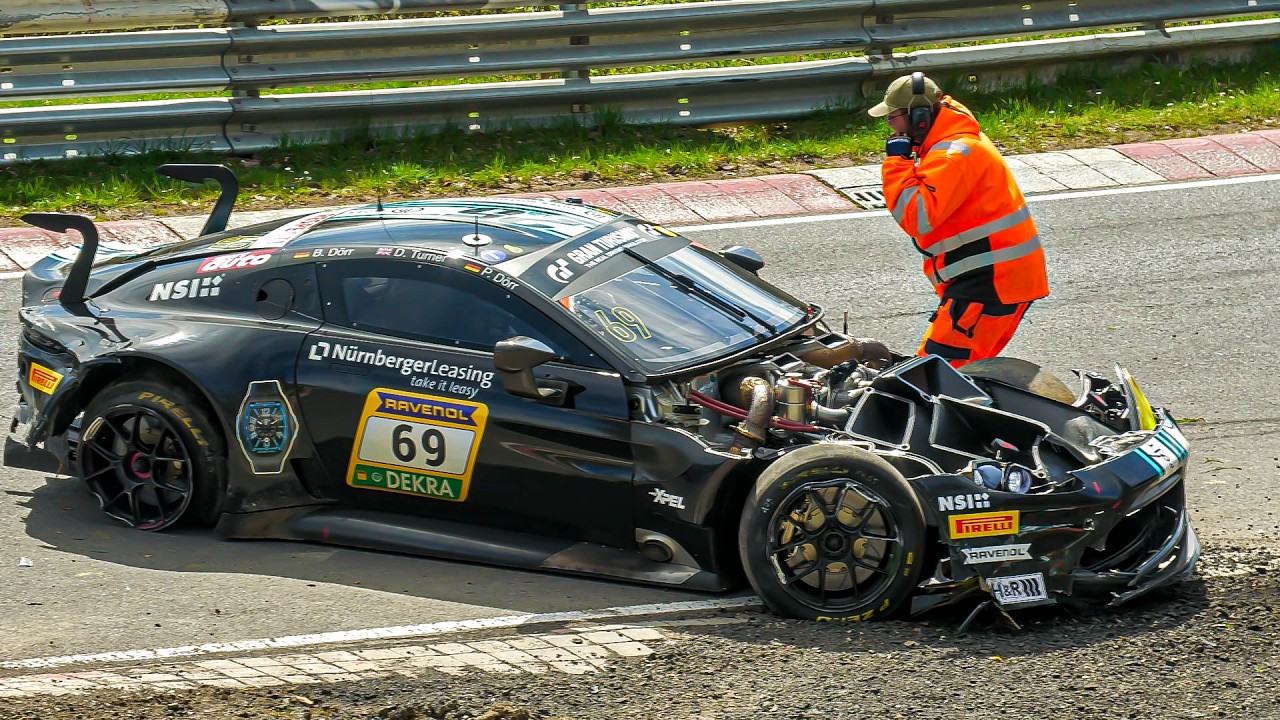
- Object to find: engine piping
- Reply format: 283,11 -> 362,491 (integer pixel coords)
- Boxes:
728,376 -> 774,456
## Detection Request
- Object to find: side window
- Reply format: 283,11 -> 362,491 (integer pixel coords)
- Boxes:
319,259 -> 604,367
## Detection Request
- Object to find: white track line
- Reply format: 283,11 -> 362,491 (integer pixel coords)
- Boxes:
0,597 -> 760,672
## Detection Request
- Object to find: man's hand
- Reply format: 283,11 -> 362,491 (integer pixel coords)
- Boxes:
885,133 -> 914,159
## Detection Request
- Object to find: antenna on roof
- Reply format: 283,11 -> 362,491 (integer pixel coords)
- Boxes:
376,193 -> 384,212
462,212 -> 493,258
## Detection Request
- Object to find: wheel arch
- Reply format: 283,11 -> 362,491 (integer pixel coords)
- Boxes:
708,456 -> 774,579
52,354 -> 229,446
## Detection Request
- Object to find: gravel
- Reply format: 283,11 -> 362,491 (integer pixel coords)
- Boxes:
5,540 -> 1280,720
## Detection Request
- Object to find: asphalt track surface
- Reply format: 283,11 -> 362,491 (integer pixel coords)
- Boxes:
1,176 -> 1277,665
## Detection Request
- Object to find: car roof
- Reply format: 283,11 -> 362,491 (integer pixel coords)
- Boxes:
118,197 -> 625,267
265,197 -> 623,251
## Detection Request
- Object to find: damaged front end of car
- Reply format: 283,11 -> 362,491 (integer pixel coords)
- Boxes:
900,362 -> 1199,622
643,329 -> 1198,622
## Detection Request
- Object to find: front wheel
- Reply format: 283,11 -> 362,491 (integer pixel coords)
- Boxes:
738,444 -> 926,622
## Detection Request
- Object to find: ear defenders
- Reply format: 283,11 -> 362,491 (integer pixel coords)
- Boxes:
908,72 -> 933,140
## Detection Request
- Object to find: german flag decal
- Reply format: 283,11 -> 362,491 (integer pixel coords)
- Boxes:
464,263 -> 483,273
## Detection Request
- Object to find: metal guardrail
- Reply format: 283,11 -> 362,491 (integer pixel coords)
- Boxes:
1,0 -> 1278,162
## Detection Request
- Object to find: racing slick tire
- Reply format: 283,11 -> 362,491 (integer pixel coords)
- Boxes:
78,376 -> 226,531
738,444 -> 926,622
959,357 -> 1076,405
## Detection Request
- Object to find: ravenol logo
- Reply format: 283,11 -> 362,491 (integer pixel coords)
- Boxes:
948,510 -> 1020,540
376,391 -> 477,426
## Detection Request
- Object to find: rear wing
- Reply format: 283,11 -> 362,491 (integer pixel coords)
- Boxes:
19,213 -> 98,307
19,164 -> 241,307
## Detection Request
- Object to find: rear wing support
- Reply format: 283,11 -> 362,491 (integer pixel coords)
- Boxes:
155,164 -> 239,238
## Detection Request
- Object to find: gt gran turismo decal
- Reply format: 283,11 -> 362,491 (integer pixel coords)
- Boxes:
947,510 -> 1020,540
236,380 -> 299,475
542,225 -> 647,286
345,389 -> 489,502
547,259 -> 575,284
563,226 -> 643,269
27,362 -> 63,395
149,275 -> 222,301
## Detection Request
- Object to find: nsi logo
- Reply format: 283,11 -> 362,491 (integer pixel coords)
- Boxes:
937,492 -> 991,512
649,488 -> 686,509
149,275 -> 223,302
546,258 -> 575,284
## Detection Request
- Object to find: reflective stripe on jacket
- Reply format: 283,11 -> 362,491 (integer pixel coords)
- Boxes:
881,97 -> 1049,304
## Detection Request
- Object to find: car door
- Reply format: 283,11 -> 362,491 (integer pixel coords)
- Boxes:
295,256 -> 636,548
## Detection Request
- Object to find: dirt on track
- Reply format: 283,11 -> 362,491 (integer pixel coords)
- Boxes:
4,540 -> 1279,720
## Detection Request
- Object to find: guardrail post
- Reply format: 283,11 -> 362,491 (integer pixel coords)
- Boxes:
227,21 -> 261,100
559,3 -> 592,123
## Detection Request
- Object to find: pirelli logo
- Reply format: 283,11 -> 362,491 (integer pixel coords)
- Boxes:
28,362 -> 63,395
948,510 -> 1020,540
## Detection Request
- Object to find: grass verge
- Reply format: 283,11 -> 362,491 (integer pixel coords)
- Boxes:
2,53 -> 1278,225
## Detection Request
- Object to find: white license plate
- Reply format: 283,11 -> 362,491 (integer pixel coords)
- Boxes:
989,573 -> 1048,605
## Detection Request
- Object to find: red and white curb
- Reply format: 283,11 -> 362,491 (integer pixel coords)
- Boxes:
807,129 -> 1280,207
0,174 -> 854,275
2,129 -> 1279,275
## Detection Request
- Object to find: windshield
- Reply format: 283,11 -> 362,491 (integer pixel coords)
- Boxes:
561,245 -> 809,373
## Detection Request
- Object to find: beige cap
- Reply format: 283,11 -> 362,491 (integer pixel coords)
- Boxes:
867,73 -> 943,118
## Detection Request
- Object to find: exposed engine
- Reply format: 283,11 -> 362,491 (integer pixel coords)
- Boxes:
632,330 -> 1138,497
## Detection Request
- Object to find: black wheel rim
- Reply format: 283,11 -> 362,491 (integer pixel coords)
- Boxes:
765,477 -> 904,613
79,405 -> 194,531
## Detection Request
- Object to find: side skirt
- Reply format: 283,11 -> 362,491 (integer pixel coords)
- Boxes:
215,506 -> 735,592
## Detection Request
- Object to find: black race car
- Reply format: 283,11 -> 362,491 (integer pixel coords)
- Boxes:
5,165 -> 1199,624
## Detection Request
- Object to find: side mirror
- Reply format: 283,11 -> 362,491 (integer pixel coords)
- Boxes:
494,336 -> 564,402
719,246 -> 765,274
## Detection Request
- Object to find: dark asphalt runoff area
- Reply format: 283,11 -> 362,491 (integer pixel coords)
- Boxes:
0,176 -> 1276,664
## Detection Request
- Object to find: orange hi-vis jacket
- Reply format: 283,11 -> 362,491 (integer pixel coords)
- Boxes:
882,97 -> 1049,304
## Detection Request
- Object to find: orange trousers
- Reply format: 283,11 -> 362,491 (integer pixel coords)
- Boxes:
917,298 -> 1032,368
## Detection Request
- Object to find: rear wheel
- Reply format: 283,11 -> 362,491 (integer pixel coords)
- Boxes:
738,445 -> 926,622
78,377 -> 225,530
